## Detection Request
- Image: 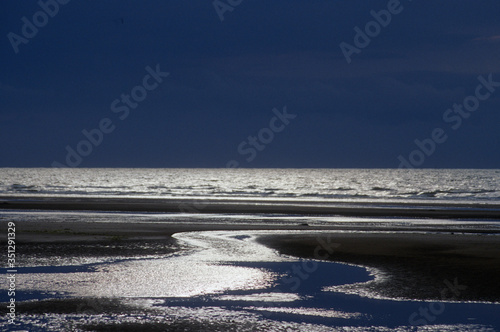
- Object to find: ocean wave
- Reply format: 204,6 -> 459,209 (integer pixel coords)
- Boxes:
333,187 -> 354,191
8,184 -> 41,193
1,169 -> 499,202
371,187 -> 392,191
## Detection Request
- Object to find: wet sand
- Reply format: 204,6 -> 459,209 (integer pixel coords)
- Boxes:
6,216 -> 500,303
2,195 -> 500,331
257,232 -> 500,303
3,207 -> 500,331
2,195 -> 500,218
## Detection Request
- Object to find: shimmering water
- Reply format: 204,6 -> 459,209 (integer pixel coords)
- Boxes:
2,168 -> 500,201
4,229 -> 500,331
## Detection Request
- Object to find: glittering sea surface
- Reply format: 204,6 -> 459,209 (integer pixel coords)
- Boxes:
2,168 -> 500,201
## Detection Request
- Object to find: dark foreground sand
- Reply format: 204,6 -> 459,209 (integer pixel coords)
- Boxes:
2,197 -> 500,330
5,216 -> 500,303
2,214 -> 500,331
2,195 -> 500,218
257,232 -> 500,303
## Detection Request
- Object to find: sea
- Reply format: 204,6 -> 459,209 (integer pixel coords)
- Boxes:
1,168 -> 500,331
2,168 -> 500,201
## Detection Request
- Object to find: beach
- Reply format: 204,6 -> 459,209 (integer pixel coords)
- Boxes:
3,195 -> 500,218
2,168 -> 500,330
6,206 -> 500,303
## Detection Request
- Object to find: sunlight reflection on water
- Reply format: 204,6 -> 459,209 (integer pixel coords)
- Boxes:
8,231 -> 500,331
16,231 -> 293,299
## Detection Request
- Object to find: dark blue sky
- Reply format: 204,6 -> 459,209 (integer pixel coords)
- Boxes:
2,0 -> 500,168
